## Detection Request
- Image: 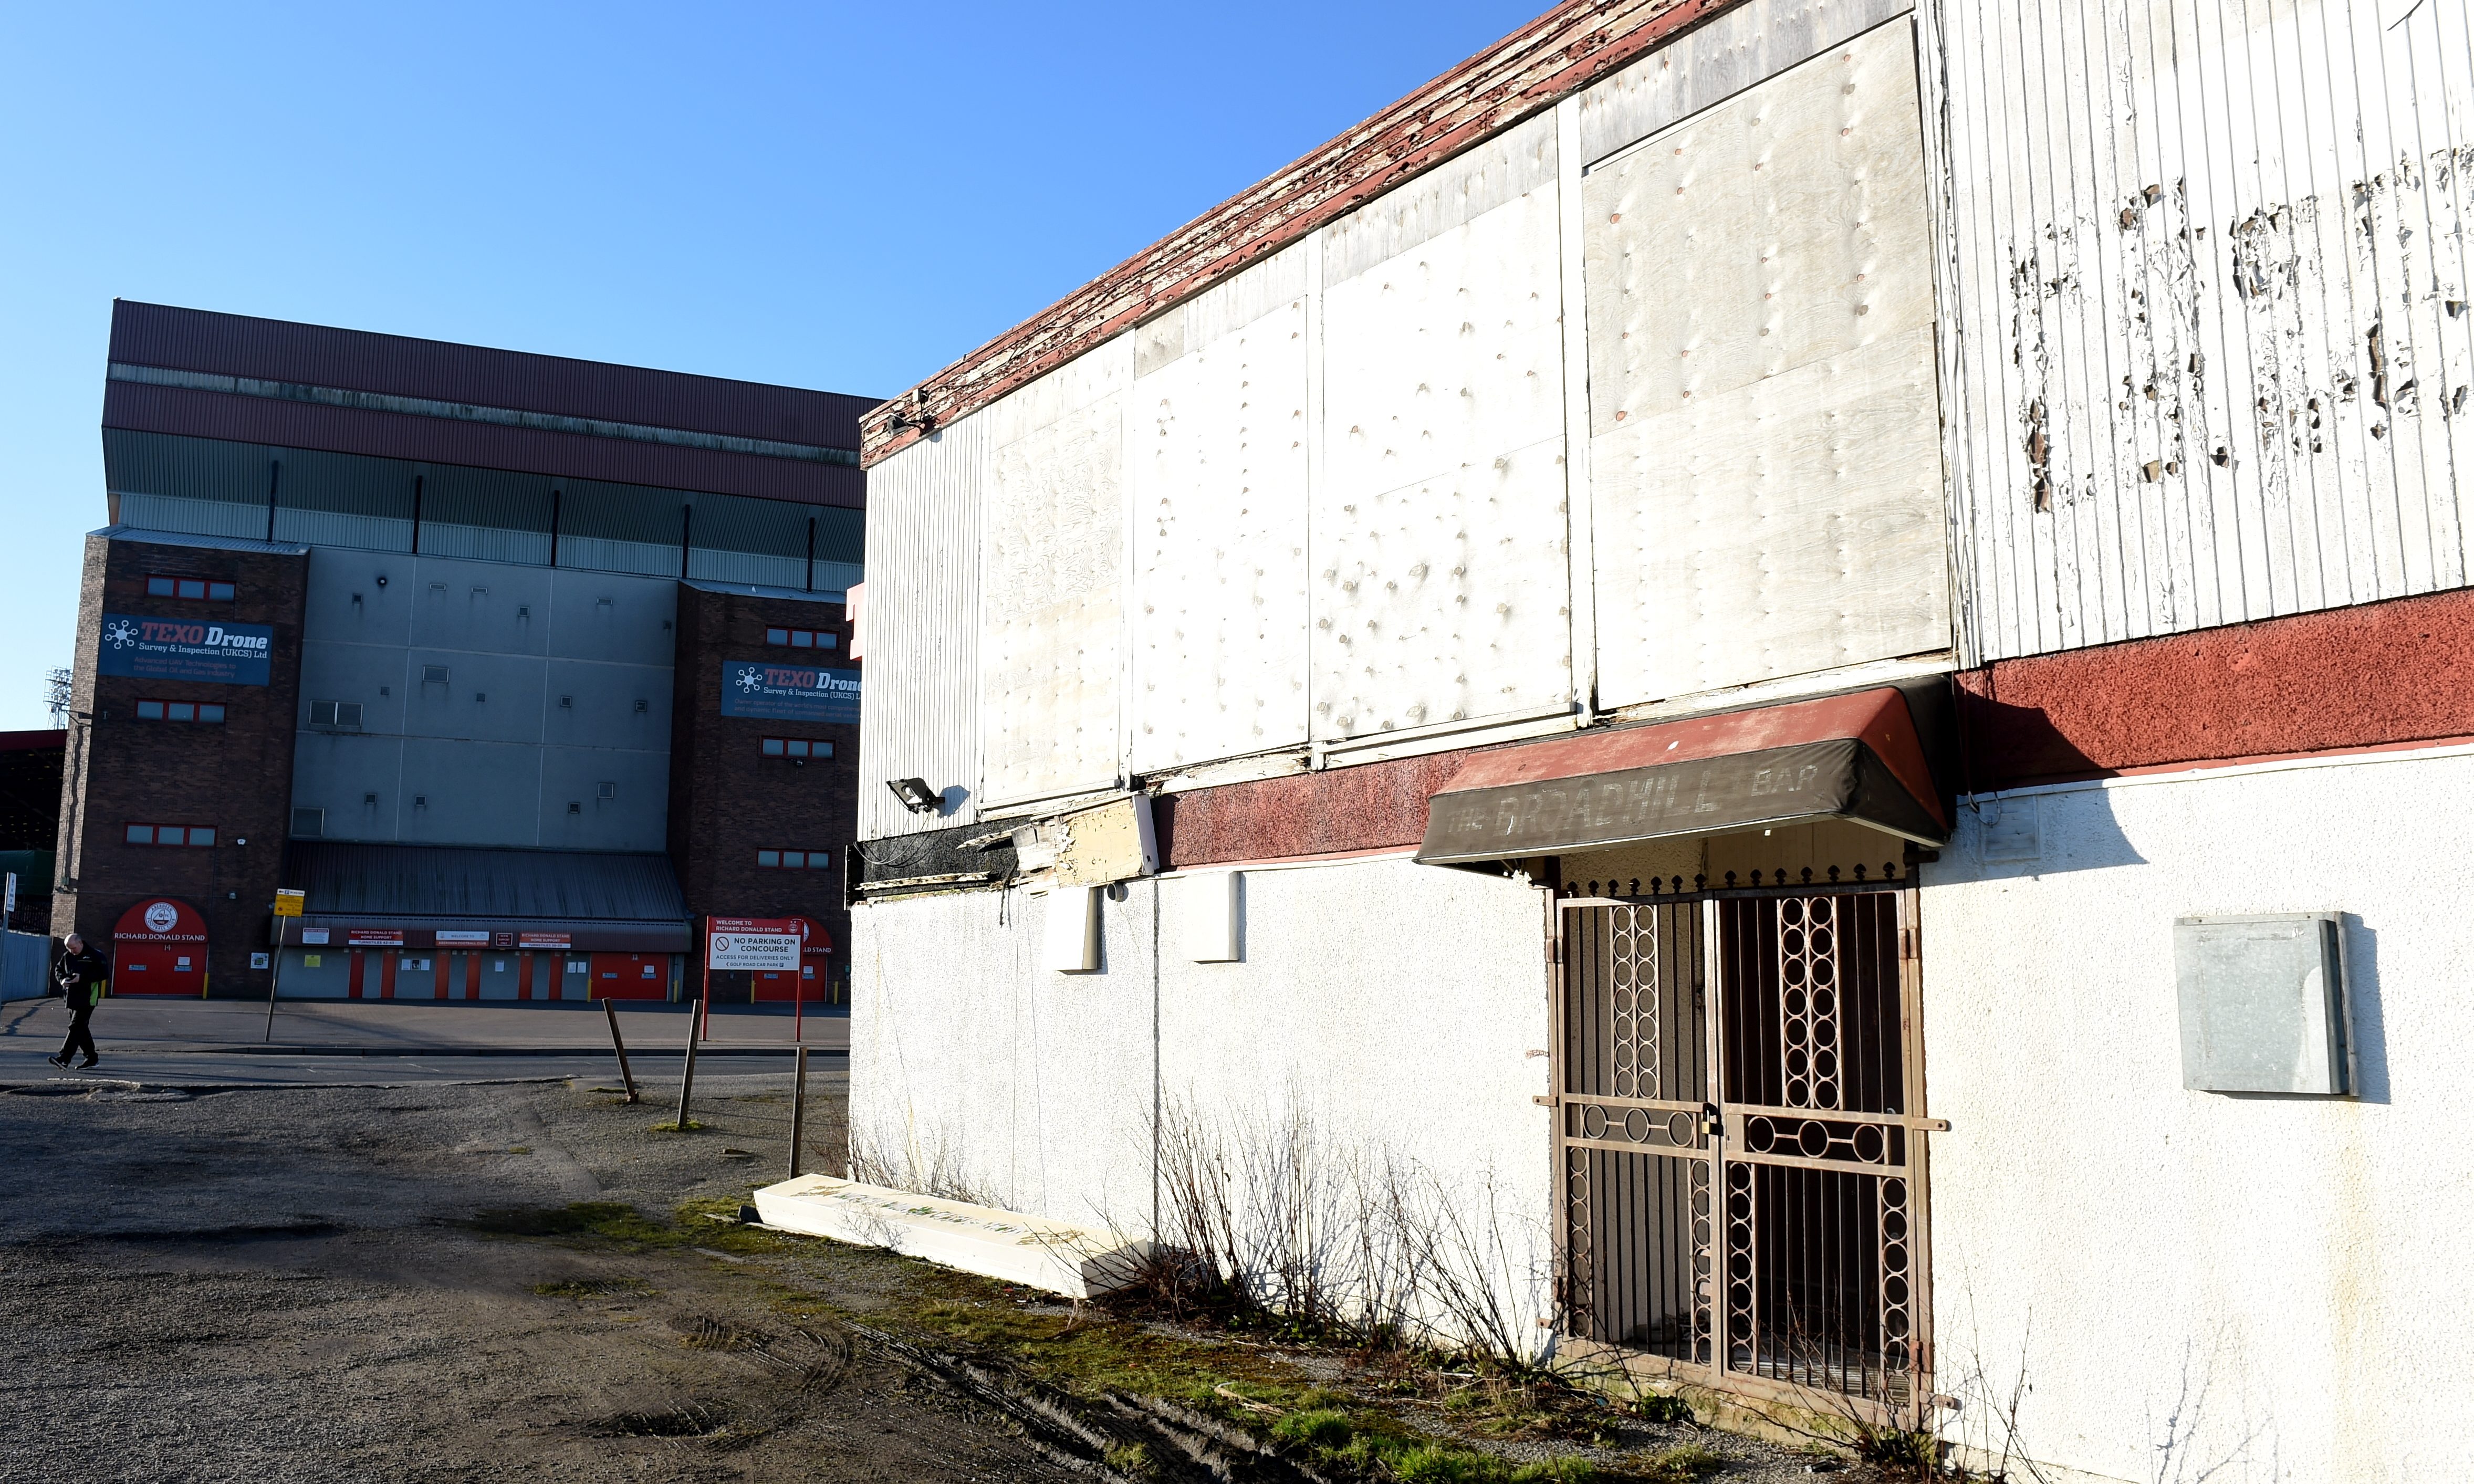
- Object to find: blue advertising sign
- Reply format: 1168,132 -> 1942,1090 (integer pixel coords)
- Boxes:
721,660 -> 861,723
97,614 -> 275,686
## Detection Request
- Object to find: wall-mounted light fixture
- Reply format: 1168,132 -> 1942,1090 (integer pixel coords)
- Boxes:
888,778 -> 940,814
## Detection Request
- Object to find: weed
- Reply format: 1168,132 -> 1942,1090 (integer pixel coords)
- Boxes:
1101,1440 -> 1155,1476
1383,1443 -> 1600,1482
531,1277 -> 652,1299
1856,1427 -> 1947,1473
1627,1393 -> 1695,1426
649,1119 -> 705,1133
1635,1444 -> 1726,1483
465,1202 -> 674,1243
1271,1407 -> 1354,1449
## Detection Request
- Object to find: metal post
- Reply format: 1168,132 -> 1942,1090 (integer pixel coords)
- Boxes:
699,924 -> 712,1042
603,997 -> 639,1103
787,1044 -> 809,1179
261,916 -> 287,1043
674,979 -> 703,1130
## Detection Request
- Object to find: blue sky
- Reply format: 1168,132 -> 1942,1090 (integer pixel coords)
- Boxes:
0,0 -> 1546,730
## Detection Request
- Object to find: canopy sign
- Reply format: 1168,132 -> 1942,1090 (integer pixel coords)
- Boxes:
1416,688 -> 1949,865
98,614 -> 274,686
719,661 -> 861,723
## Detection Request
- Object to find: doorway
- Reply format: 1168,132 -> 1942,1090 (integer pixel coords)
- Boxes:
1552,876 -> 1934,1420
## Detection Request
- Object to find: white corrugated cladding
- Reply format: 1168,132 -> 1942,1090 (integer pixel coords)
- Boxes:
1585,15 -> 1950,706
1130,244 -> 1314,774
1935,0 -> 2474,663
981,339 -> 1133,805
856,415 -> 986,839
1316,112 -> 1576,739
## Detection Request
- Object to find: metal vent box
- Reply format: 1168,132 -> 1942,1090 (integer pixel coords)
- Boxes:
2173,914 -> 2353,1095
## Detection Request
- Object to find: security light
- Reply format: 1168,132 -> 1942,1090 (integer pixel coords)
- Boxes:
888,778 -> 940,814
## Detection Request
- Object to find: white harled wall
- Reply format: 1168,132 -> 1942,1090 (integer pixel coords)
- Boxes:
1923,749 -> 2474,1484
851,858 -> 1557,1319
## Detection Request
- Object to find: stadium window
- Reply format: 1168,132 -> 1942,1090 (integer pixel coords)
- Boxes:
133,699 -> 227,722
756,849 -> 830,870
127,823 -> 215,847
760,737 -> 833,759
145,575 -> 235,601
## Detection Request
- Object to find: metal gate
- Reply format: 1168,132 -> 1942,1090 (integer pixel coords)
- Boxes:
1552,873 -> 1935,1419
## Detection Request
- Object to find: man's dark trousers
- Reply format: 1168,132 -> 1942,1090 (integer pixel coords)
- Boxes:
58,1005 -> 97,1065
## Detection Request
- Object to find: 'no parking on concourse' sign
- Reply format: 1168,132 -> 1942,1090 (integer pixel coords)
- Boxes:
707,918 -> 801,971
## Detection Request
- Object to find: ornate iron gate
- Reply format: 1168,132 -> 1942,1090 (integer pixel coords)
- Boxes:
1552,874 -> 1935,1418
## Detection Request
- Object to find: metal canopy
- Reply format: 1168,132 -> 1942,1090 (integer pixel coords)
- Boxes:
1415,688 -> 1949,865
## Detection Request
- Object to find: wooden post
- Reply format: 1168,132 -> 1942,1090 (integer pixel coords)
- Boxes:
603,998 -> 639,1103
787,1044 -> 809,1180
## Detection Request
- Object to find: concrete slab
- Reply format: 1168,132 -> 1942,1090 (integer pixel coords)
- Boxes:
750,1175 -> 1151,1299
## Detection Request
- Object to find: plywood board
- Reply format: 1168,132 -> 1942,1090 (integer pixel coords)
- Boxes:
1130,262 -> 1312,774
1317,176 -> 1573,740
1585,18 -> 1949,707
980,342 -> 1131,804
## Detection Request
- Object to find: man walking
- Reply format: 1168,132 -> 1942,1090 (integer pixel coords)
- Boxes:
49,933 -> 106,1070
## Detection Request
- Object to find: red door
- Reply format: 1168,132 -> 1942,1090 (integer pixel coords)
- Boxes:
109,898 -> 208,997
589,952 -> 668,1000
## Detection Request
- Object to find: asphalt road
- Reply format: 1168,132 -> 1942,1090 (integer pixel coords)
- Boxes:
0,1045 -> 843,1088
0,994 -> 847,1089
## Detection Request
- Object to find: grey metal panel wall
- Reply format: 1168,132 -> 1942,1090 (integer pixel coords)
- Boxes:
857,415 -> 985,840
1934,0 -> 2474,662
293,551 -> 675,849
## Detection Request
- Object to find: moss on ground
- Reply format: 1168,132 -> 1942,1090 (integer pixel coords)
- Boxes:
474,1196 -> 1723,1482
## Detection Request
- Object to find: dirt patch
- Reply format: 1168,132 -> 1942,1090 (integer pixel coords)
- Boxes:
0,1073 -> 1873,1483
0,1072 -> 1068,1483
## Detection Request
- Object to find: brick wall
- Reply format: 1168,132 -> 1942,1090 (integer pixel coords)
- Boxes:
667,587 -> 859,984
53,535 -> 308,996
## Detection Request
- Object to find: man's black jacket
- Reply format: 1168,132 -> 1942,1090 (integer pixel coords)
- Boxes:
53,945 -> 107,1007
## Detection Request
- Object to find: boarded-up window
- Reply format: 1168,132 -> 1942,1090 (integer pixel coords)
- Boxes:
1584,18 -> 1949,706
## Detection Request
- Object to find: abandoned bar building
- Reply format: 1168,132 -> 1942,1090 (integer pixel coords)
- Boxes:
848,1 -> 2473,1479
53,301 -> 869,1003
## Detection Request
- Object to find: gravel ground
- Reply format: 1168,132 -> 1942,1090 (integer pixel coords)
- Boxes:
0,1073 -> 1849,1484
0,1072 -> 1070,1483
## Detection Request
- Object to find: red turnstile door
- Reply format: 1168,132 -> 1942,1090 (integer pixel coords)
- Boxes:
589,952 -> 668,1000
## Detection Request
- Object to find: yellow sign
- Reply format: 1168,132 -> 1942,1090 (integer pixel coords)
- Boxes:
273,890 -> 305,917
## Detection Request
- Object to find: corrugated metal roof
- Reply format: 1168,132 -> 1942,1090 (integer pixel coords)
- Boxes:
104,381 -> 865,508
110,300 -> 876,450
283,842 -> 688,922
91,524 -> 309,556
